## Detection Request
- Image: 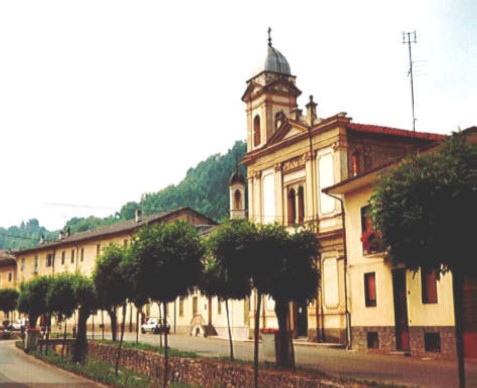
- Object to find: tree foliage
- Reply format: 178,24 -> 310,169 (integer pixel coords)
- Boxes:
92,244 -> 131,341
130,221 -> 204,303
0,288 -> 19,315
370,132 -> 477,273
46,273 -> 78,323
17,276 -> 52,328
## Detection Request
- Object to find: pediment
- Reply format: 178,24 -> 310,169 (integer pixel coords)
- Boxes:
267,120 -> 308,146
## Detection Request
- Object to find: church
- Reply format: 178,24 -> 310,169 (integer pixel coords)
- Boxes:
231,30 -> 444,343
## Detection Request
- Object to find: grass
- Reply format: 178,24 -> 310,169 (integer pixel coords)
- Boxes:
15,339 -> 200,387
96,339 -> 200,359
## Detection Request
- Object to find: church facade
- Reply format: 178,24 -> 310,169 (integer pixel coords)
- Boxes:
237,32 -> 444,343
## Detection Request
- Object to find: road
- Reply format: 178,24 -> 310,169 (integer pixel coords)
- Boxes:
0,340 -> 101,387
90,331 -> 477,388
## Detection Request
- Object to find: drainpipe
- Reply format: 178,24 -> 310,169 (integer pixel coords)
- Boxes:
325,191 -> 351,350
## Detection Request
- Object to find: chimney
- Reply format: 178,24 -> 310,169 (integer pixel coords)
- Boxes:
39,235 -> 45,244
306,95 -> 317,124
291,107 -> 303,121
135,209 -> 143,223
59,231 -> 65,240
66,227 -> 71,237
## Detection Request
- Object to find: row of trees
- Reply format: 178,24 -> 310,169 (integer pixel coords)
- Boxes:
14,219 -> 320,388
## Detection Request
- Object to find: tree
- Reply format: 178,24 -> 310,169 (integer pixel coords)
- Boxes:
17,276 -> 51,328
201,220 -> 255,361
256,225 -> 319,368
0,288 -> 19,322
92,244 -> 130,342
92,243 -> 131,375
130,221 -> 204,388
370,132 -> 477,388
72,274 -> 98,364
46,273 -> 79,357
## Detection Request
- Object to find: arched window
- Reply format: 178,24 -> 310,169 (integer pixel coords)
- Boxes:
234,189 -> 242,210
253,115 -> 261,147
298,186 -> 305,224
287,189 -> 296,225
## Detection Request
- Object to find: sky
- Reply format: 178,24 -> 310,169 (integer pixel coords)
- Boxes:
0,0 -> 476,231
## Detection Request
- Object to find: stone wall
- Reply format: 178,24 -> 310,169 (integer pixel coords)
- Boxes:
351,326 -> 456,360
88,342 -> 359,387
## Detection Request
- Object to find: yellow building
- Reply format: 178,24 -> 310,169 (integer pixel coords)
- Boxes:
0,250 -> 18,322
239,33 -> 444,343
13,207 -> 217,334
325,127 -> 477,359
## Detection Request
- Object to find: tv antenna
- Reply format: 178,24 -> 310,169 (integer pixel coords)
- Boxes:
403,31 -> 417,135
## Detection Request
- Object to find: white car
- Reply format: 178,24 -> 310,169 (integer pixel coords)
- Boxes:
141,317 -> 170,334
11,319 -> 27,331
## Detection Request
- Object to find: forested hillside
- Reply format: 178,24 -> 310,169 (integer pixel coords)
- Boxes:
0,140 -> 246,250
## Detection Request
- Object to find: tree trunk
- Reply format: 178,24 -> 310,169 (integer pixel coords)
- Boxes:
452,269 -> 466,388
225,299 -> 235,362
108,308 -> 118,342
253,292 -> 262,388
162,302 -> 169,388
115,302 -> 127,376
44,314 -> 51,355
61,319 -> 67,358
73,307 -> 88,364
274,299 -> 295,369
136,309 -> 140,345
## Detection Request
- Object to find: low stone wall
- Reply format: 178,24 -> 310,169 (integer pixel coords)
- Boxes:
88,342 -> 356,387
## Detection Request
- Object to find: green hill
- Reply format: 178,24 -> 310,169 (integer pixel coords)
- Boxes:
0,140 -> 246,250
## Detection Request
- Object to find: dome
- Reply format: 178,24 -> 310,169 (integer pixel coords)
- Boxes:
264,45 -> 291,75
229,170 -> 245,186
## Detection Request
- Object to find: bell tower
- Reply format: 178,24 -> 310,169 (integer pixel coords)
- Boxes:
229,168 -> 246,220
242,28 -> 302,152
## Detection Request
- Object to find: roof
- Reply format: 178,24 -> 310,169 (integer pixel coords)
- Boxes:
0,250 -> 16,267
229,170 -> 245,185
348,123 -> 446,141
324,126 -> 476,196
264,45 -> 291,75
14,207 -> 217,255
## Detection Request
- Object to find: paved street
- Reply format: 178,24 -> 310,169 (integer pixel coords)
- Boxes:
89,331 -> 477,388
0,340 -> 101,387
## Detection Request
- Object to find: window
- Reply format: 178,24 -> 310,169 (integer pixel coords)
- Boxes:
217,299 -> 222,315
351,152 -> 360,176
421,269 -> 438,304
424,333 -> 441,352
61,251 -> 66,265
364,272 -> 377,307
80,248 -> 84,262
297,186 -> 304,224
234,189 -> 242,210
96,244 -> 101,257
361,206 -> 383,254
253,115 -> 261,147
46,253 -> 53,268
287,189 -> 296,225
367,331 -> 379,349
8,272 -> 12,282
21,257 -> 25,272
179,297 -> 184,317
192,296 -> 198,316
123,239 -> 128,247
34,256 -> 38,273
71,250 -> 75,264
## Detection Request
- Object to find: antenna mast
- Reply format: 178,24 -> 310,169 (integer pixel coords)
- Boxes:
403,31 -> 417,134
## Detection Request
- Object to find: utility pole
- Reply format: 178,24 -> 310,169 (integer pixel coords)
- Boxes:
403,31 -> 417,135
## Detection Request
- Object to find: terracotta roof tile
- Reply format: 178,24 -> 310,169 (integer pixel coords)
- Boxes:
348,123 -> 446,141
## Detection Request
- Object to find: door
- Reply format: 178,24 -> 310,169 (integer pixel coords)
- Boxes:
463,275 -> 477,359
392,269 -> 410,351
294,301 -> 308,337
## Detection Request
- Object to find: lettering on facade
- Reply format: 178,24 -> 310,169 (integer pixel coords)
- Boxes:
283,155 -> 305,173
